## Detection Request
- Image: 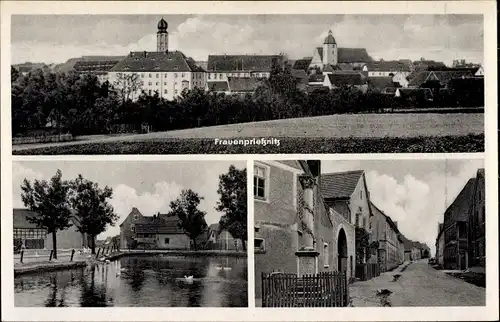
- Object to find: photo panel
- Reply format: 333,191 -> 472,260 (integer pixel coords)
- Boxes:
11,160 -> 248,308
253,158 -> 486,307
9,13 -> 485,155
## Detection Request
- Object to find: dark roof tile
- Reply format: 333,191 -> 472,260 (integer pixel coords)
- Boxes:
321,170 -> 364,199
110,51 -> 198,73
326,73 -> 365,86
207,55 -> 284,72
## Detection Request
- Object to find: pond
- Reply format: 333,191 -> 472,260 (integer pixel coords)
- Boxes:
14,255 -> 248,307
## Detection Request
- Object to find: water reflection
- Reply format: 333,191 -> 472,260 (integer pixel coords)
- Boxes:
15,255 -> 247,307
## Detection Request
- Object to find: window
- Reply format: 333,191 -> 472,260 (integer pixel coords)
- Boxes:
255,238 -> 265,252
174,90 -> 178,94
141,73 -> 144,78
156,82 -> 159,86
255,226 -> 260,232
254,165 -> 267,200
140,81 -> 144,86
133,214 -> 138,220
181,73 -> 185,78
131,225 -> 135,232
148,73 -> 152,78
363,217 -> 367,230
174,73 -> 178,78
164,73 -> 168,78
164,82 -> 167,86
207,74 -> 211,80
360,190 -> 363,199
355,213 -> 360,227
323,243 -> 329,267
164,89 -> 168,94
148,90 -> 152,95
148,81 -> 152,86
219,74 -> 223,79
164,238 -> 170,244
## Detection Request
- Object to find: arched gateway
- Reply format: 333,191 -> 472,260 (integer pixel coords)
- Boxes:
337,228 -> 348,273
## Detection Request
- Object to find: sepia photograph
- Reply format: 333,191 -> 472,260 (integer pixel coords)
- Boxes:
12,160 -> 248,307
254,159 -> 485,307
10,14 -> 484,155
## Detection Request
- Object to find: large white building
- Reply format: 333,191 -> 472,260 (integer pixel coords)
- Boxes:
107,18 -> 206,101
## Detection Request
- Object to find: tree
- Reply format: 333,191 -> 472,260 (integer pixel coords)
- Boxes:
215,165 -> 247,251
69,175 -> 118,254
11,66 -> 20,83
113,72 -> 142,104
20,169 -> 72,259
168,189 -> 208,250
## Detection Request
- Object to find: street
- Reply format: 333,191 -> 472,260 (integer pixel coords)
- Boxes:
349,260 -> 485,307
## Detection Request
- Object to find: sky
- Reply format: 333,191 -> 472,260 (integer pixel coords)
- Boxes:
12,160 -> 246,239
321,159 -> 484,256
11,14 -> 483,66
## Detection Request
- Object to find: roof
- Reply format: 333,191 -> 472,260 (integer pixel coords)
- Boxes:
316,47 -> 373,63
207,54 -> 284,72
208,223 -> 220,233
323,64 -> 342,73
367,76 -> 395,89
324,30 -> 337,44
326,73 -> 365,86
366,60 -> 411,72
13,208 -> 43,229
408,70 -> 474,87
135,214 -> 185,234
55,56 -> 126,74
306,85 -> 330,94
110,51 -> 203,73
74,60 -> 120,73
444,178 -> 476,225
370,202 -> 399,233
321,170 -> 364,199
228,77 -> 263,92
206,81 -> 229,92
292,58 -> 312,71
412,60 -> 447,72
396,88 -> 433,99
308,74 -> 325,83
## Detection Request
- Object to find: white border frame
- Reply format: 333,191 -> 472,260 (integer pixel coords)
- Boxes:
1,1 -> 498,321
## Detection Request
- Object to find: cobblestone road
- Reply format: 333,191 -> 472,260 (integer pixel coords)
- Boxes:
349,260 -> 485,307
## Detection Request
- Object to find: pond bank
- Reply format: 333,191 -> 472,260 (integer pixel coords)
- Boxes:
14,260 -> 88,277
107,249 -> 247,260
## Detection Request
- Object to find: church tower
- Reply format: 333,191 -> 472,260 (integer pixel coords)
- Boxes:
322,30 -> 338,66
157,17 -> 169,52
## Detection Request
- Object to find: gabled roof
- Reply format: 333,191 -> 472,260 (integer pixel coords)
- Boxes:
206,81 -> 229,92
396,87 -> 433,99
135,214 -> 185,234
365,60 -> 411,72
228,77 -> 263,92
321,170 -> 364,199
367,76 -> 396,89
207,54 -> 284,72
74,60 -> 120,73
292,58 -> 312,71
323,64 -> 342,73
326,72 -> 365,86
370,202 -> 400,234
316,47 -> 373,63
309,74 -> 326,83
110,51 -> 199,73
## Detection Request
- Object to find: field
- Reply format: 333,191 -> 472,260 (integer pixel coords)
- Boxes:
13,113 -> 484,154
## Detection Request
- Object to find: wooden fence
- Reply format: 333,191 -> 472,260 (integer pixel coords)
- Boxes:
355,263 -> 381,281
261,271 -> 349,307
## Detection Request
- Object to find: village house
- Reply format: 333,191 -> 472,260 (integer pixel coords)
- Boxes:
119,207 -> 192,250
443,178 -> 476,270
435,223 -> 445,266
254,160 -> 354,300
364,60 -> 412,78
205,77 -> 264,96
320,170 -> 372,266
370,202 -> 402,272
107,18 -> 206,101
13,208 -> 89,251
206,223 -> 243,251
322,72 -> 368,92
206,54 -> 286,81
406,70 -> 474,89
467,168 -> 486,270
